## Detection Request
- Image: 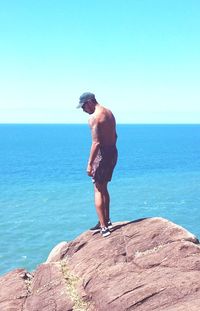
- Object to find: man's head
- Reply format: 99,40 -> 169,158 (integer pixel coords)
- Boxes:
77,92 -> 97,114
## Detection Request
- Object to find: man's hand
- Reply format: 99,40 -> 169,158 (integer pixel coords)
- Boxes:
87,163 -> 93,176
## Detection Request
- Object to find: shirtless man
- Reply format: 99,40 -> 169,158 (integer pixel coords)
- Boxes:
77,92 -> 118,237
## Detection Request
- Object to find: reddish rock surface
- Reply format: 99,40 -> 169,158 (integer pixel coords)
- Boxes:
1,217 -> 200,310
0,264 -> 73,311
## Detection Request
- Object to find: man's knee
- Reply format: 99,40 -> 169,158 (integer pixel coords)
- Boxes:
94,182 -> 108,192
94,182 -> 103,192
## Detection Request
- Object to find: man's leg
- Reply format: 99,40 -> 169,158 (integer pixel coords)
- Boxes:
94,182 -> 108,228
102,182 -> 110,223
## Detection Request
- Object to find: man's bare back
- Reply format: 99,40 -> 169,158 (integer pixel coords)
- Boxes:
89,105 -> 117,147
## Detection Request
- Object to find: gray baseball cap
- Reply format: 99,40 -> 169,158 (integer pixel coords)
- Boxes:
76,92 -> 96,108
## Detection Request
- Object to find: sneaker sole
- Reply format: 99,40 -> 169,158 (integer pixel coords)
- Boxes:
90,228 -> 101,232
102,231 -> 111,237
92,226 -> 112,232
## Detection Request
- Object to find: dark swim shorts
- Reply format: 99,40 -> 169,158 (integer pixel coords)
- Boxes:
92,145 -> 118,184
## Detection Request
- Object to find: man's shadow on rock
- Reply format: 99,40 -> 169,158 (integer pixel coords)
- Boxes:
111,218 -> 149,233
92,218 -> 149,236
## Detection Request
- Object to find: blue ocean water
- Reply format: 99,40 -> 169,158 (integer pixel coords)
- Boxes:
0,124 -> 200,275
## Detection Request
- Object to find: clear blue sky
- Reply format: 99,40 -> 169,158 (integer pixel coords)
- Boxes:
0,0 -> 200,123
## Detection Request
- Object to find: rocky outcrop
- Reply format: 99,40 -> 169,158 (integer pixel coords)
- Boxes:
1,217 -> 200,310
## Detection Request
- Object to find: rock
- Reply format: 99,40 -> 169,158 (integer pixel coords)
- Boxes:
23,262 -> 74,311
46,241 -> 69,263
0,264 -> 73,311
0,269 -> 30,310
1,217 -> 200,311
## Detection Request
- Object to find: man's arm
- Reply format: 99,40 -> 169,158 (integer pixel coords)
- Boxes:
87,119 -> 100,176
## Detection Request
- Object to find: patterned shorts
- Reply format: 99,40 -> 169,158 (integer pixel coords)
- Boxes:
92,145 -> 118,184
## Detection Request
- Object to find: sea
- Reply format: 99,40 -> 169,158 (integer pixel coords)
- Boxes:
0,124 -> 200,276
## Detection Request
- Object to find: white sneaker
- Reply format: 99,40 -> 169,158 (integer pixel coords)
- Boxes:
108,220 -> 113,230
101,227 -> 111,237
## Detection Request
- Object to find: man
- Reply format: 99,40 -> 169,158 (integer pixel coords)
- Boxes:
77,92 -> 118,237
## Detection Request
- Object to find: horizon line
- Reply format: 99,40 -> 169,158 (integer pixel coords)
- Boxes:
0,122 -> 200,126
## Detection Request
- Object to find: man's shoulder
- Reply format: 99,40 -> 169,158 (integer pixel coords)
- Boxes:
88,115 -> 100,127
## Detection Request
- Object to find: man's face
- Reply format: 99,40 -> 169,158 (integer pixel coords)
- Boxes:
82,101 -> 95,114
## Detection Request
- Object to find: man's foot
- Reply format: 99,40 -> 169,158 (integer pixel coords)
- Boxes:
101,227 -> 111,237
90,220 -> 112,231
108,219 -> 113,230
90,221 -> 101,231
